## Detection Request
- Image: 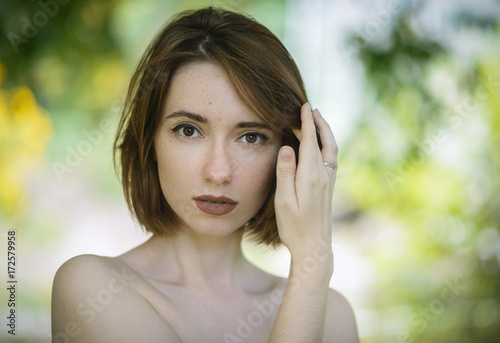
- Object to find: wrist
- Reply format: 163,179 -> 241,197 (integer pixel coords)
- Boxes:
288,238 -> 333,263
289,244 -> 334,284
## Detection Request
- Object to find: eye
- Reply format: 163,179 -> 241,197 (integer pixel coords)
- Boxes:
172,124 -> 200,138
239,132 -> 268,145
181,126 -> 195,137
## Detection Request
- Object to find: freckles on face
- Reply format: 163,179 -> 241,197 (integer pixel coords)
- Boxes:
153,62 -> 281,233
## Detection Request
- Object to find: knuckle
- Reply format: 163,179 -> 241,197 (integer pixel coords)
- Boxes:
308,177 -> 320,190
308,174 -> 329,191
278,166 -> 295,178
322,120 -> 332,130
332,144 -> 339,155
275,196 -> 293,209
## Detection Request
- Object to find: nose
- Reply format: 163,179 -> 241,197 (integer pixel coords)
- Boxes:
204,142 -> 232,185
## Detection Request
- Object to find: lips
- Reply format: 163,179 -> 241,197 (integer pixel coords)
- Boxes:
193,195 -> 238,216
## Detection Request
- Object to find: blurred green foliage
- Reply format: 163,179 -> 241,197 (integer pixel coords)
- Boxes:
342,4 -> 500,343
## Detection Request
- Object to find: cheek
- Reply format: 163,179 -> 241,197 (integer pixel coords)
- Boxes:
155,138 -> 193,195
236,146 -> 279,196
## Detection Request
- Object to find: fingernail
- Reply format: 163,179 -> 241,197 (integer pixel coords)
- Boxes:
280,147 -> 293,160
306,102 -> 311,111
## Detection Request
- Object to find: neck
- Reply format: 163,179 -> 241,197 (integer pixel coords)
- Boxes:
130,230 -> 254,292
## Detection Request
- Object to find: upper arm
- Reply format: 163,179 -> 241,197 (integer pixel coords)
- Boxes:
51,254 -> 181,343
323,289 -> 359,343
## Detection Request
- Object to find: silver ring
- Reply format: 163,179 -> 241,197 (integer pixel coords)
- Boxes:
324,162 -> 338,171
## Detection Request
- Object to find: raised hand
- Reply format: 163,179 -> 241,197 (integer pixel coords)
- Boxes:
275,102 -> 338,258
269,103 -> 339,343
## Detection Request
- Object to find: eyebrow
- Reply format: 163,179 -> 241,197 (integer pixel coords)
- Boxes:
165,111 -> 272,130
165,111 -> 207,123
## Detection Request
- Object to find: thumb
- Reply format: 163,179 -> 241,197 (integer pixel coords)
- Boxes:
275,146 -> 297,205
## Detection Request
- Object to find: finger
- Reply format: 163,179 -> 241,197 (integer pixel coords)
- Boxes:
300,103 -> 319,150
296,103 -> 321,173
312,109 -> 338,165
312,109 -> 338,193
275,146 -> 298,208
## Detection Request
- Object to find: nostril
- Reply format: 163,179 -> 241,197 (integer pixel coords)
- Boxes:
205,149 -> 232,184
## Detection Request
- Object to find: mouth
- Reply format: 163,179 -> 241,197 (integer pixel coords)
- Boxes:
193,195 -> 238,215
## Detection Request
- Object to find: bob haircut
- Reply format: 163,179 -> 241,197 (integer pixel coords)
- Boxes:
114,7 -> 307,247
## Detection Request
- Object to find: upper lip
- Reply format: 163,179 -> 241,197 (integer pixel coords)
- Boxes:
193,195 -> 238,204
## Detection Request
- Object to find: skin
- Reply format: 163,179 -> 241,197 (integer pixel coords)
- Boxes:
51,62 -> 359,342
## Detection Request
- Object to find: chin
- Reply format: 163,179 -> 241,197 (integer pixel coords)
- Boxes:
181,218 -> 246,238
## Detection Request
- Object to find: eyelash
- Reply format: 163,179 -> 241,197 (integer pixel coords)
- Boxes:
171,124 -> 269,146
171,124 -> 201,138
239,132 -> 269,145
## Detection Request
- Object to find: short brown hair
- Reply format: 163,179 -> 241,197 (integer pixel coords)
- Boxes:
114,7 -> 307,247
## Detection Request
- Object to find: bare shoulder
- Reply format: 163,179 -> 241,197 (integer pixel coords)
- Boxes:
53,254 -> 117,286
51,254 -> 181,343
323,288 -> 359,343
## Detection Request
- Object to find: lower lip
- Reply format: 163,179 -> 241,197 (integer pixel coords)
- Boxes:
194,200 -> 237,216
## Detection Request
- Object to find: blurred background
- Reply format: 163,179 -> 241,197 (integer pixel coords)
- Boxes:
0,0 -> 499,342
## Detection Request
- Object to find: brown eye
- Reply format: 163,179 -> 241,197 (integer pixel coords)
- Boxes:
245,134 -> 257,143
183,127 -> 195,136
239,132 -> 268,145
172,124 -> 199,138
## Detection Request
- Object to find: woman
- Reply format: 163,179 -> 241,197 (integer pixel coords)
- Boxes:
52,7 -> 358,342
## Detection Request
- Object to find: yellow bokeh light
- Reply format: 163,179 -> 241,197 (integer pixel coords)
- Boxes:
0,61 -> 53,218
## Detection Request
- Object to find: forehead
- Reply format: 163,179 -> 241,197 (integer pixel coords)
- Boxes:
164,61 -> 257,123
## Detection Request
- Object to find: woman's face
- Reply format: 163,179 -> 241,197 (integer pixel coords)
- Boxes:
154,62 -> 281,237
